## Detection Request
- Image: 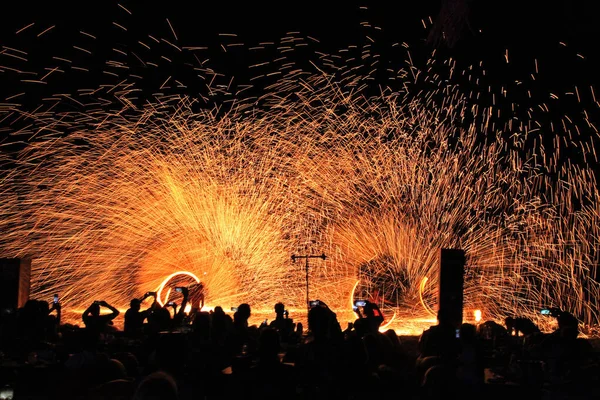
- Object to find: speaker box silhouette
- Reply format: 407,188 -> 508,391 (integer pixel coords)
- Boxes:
0,258 -> 31,314
438,249 -> 465,328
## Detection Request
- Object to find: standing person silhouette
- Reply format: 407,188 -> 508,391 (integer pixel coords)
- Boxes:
82,300 -> 120,336
124,291 -> 157,337
269,302 -> 295,343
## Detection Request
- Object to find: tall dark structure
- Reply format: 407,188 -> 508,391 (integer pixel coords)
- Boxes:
0,258 -> 31,315
438,248 -> 465,328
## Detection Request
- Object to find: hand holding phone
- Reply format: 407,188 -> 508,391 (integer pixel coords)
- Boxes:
354,300 -> 367,307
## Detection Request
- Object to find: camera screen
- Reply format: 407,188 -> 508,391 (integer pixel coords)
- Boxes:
309,300 -> 319,307
354,300 -> 367,307
540,309 -> 551,315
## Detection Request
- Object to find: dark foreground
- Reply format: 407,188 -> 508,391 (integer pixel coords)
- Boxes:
1,301 -> 599,400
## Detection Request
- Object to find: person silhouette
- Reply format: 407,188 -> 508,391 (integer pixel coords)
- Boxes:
269,302 -> 295,343
133,371 -> 178,400
352,300 -> 384,338
82,300 -> 119,336
172,287 -> 189,328
124,292 -> 156,337
416,308 -> 460,382
505,316 -> 540,337
232,303 -> 252,355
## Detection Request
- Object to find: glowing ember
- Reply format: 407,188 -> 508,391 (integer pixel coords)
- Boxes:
474,309 -> 482,323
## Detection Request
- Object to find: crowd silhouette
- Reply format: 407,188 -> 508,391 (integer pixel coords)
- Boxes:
0,292 -> 599,400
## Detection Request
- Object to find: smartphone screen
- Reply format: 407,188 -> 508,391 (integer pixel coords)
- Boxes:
53,294 -> 59,304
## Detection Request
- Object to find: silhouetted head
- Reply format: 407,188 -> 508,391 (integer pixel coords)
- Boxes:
422,364 -> 458,397
258,327 -> 281,361
460,323 -> 477,342
37,300 -> 50,314
192,311 -> 211,340
213,306 -> 224,315
557,311 -> 579,339
308,304 -> 332,339
236,303 -> 251,321
363,301 -> 375,317
98,358 -> 127,384
133,371 -> 178,400
504,317 -> 515,331
437,308 -> 453,326
90,302 -> 101,317
130,299 -> 141,311
274,302 -> 285,316
384,329 -> 401,348
114,352 -> 140,379
22,299 -> 38,316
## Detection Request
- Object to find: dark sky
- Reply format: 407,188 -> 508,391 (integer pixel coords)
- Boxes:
1,1 -> 598,76
0,1 -> 598,125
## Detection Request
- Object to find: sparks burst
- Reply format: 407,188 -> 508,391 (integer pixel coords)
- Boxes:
0,9 -> 599,333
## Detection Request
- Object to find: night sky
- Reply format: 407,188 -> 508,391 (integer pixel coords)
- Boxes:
1,1 -> 598,99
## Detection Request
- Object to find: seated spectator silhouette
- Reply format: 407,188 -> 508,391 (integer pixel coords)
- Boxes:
456,323 -> 484,393
124,292 -> 156,338
295,300 -> 344,397
147,302 -> 172,334
477,319 -> 509,340
17,299 -> 61,347
416,308 -> 460,381
114,351 -> 141,380
151,332 -> 188,377
542,309 -> 585,383
505,316 -> 540,337
421,364 -> 459,399
232,303 -> 252,353
555,310 -> 579,340
133,371 -> 178,400
88,378 -> 136,400
211,306 -> 233,345
269,302 -> 295,343
236,327 -> 296,399
82,300 -> 120,336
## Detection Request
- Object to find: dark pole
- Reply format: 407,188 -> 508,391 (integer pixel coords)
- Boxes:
291,253 -> 327,315
305,256 -> 309,314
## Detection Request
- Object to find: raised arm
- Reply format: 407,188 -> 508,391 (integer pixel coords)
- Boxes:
175,287 -> 189,320
100,301 -> 120,320
82,303 -> 95,323
49,301 -> 62,325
